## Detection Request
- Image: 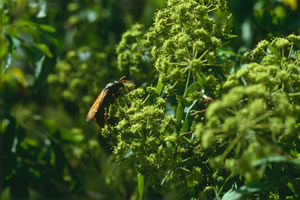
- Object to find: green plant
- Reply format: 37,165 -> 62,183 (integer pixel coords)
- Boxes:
1,0 -> 300,199
103,0 -> 300,199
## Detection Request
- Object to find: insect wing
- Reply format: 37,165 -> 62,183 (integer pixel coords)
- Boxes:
86,89 -> 107,122
119,76 -> 126,81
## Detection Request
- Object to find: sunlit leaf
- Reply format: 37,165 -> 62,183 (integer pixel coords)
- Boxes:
1,118 -> 10,132
222,182 -> 276,200
161,170 -> 171,186
252,155 -> 300,167
21,138 -> 39,148
124,149 -> 133,158
60,128 -> 84,142
35,43 -> 53,57
176,103 -> 184,124
156,76 -> 164,95
36,0 -> 47,18
4,53 -> 11,73
43,119 -> 57,134
39,24 -> 56,33
14,20 -> 37,31
225,34 -> 238,40
287,182 -> 296,194
35,56 -> 45,78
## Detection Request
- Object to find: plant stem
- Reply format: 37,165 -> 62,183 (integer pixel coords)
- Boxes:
184,68 -> 191,96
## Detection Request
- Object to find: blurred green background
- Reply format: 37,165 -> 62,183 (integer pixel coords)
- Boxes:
1,0 -> 300,199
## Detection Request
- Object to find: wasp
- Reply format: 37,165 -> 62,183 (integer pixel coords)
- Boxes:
86,76 -> 133,129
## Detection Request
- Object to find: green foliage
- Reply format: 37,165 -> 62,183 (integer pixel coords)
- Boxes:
103,86 -> 211,196
148,0 -> 231,95
116,24 -> 154,84
198,34 -> 300,189
229,0 -> 300,48
103,1 -> 235,197
1,0 -> 300,199
47,48 -> 110,114
103,0 -> 300,199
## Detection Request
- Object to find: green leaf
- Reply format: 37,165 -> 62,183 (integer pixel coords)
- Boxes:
185,82 -> 201,97
35,43 -> 53,57
60,129 -> 84,142
252,156 -> 287,166
36,0 -> 47,18
180,117 -> 189,133
21,138 -> 39,148
124,149 -> 133,158
287,182 -> 296,194
5,33 -> 14,54
138,173 -> 144,200
252,155 -> 300,167
222,187 -> 243,200
0,36 -> 9,59
1,33 -> 14,72
196,72 -> 206,89
185,100 -> 197,119
222,182 -> 276,200
217,49 -> 237,57
4,53 -> 12,73
268,45 -> 279,57
161,170 -> 171,186
35,56 -> 45,78
176,103 -> 184,124
43,119 -> 57,134
225,34 -> 238,40
179,100 -> 197,133
156,76 -> 164,95
14,20 -> 38,35
1,118 -> 10,133
39,24 -> 56,33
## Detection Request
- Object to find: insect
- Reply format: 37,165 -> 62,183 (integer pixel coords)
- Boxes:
86,76 -> 133,129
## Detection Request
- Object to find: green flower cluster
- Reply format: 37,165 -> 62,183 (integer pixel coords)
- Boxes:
195,35 -> 300,182
116,24 -> 155,84
116,0 -> 231,96
102,87 -> 218,196
148,0 -> 230,94
103,87 -> 176,176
